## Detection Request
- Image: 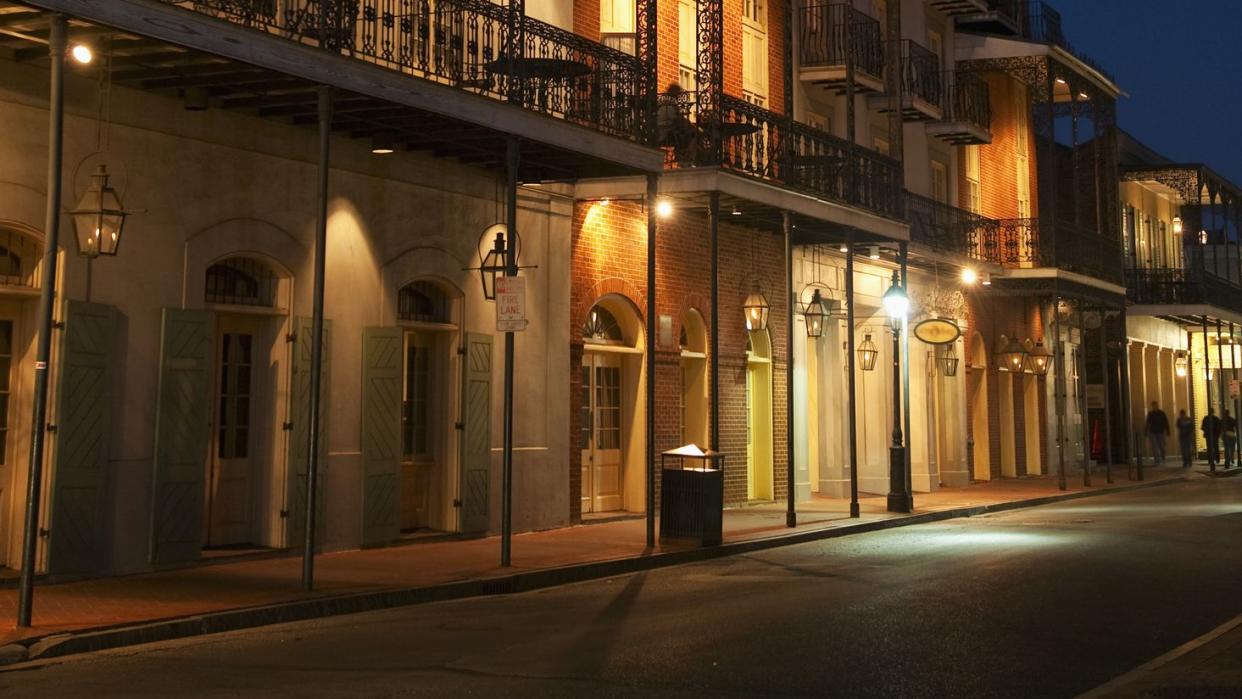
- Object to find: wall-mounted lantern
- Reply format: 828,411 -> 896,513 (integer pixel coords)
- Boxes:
1024,339 -> 1052,376
996,334 -> 1028,373
743,281 -> 770,332
857,333 -> 879,371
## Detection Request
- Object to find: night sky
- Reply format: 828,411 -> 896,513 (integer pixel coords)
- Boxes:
1056,0 -> 1242,183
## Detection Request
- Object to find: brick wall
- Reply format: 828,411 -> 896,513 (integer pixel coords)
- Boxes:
961,73 -> 1040,221
570,200 -> 788,519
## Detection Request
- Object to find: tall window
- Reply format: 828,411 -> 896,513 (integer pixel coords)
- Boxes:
677,0 -> 697,90
930,160 -> 949,204
965,146 -> 982,214
217,333 -> 253,459
742,0 -> 768,106
402,336 -> 431,460
600,0 -> 636,55
1013,84 -> 1031,219
927,29 -> 943,69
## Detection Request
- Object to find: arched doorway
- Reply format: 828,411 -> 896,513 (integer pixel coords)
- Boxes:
203,254 -> 291,548
679,309 -> 708,447
395,279 -> 462,533
746,331 -> 774,501
967,332 -> 992,481
581,297 -> 646,514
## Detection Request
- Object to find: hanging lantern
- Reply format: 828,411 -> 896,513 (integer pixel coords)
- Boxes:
1172,216 -> 1184,235
857,333 -> 879,371
477,228 -> 507,301
743,281 -> 770,332
70,164 -> 129,258
1175,351 -> 1189,378
803,289 -> 825,338
939,344 -> 960,377
996,334 -> 1028,373
1024,339 -> 1052,376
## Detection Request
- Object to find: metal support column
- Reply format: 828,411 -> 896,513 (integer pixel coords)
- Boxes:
1054,297 -> 1066,490
784,212 -> 796,528
500,137 -> 519,566
645,174 -> 658,546
886,266 -> 909,514
1078,301 -> 1090,486
845,233 -> 859,518
1203,315 -> 1214,473
301,86 -> 332,591
17,14 -> 66,628
1100,311 -> 1113,483
710,192 -> 720,451
1217,318 -> 1228,468
1121,336 -> 1140,481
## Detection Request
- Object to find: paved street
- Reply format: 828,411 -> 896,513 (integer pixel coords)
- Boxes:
2,477 -> 1239,698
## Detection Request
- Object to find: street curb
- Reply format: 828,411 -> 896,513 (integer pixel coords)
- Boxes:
2,475 -> 1188,667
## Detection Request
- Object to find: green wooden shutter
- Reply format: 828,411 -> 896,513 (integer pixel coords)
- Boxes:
361,327 -> 402,546
287,316 -> 330,548
47,300 -> 116,575
149,308 -> 215,564
459,333 -> 492,534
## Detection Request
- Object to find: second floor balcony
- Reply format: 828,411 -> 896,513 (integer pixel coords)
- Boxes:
870,41 -> 943,122
1127,267 -> 1242,313
799,3 -> 885,93
905,192 -> 998,263
925,71 -> 992,145
996,218 -> 1125,286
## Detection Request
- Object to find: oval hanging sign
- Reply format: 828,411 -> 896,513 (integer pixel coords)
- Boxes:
914,318 -> 961,345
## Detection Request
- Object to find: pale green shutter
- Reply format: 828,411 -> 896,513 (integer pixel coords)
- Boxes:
149,308 -> 215,564
287,316 -> 330,548
459,333 -> 492,534
47,300 -> 116,575
361,327 -> 402,546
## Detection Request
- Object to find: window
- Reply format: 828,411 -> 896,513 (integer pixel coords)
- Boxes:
930,160 -> 949,204
402,337 -> 432,460
205,257 -> 277,307
677,0 -> 697,90
0,321 -> 11,465
806,110 -> 832,134
1012,84 -> 1031,219
600,0 -> 636,55
742,0 -> 768,106
927,29 -> 943,69
217,333 -> 253,459
583,306 -> 625,344
873,137 -> 891,157
398,280 -> 453,324
965,146 -> 982,214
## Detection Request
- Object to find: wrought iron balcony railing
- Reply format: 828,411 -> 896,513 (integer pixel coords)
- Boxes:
158,0 -> 644,141
997,218 -> 1125,285
657,91 -> 903,219
946,71 -> 991,132
905,193 -> 998,262
902,40 -> 943,107
1018,1 -> 1116,83
799,3 -> 885,79
1127,267 -> 1242,311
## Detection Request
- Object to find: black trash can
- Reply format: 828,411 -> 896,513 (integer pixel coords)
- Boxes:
659,444 -> 725,546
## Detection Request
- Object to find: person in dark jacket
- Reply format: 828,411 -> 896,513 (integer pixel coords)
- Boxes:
1176,409 -> 1195,468
1145,402 -> 1170,464
1202,408 -> 1223,467
1224,410 -> 1239,468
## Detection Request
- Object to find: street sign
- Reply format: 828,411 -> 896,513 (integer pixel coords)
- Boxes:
495,276 -> 528,332
914,318 -> 961,345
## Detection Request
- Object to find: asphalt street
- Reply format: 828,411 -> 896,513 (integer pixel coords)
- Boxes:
2,477 -> 1240,698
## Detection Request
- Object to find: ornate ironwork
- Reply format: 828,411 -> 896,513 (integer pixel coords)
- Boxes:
902,40 -> 942,107
696,0 -> 724,163
944,70 -> 991,131
799,3 -> 884,79
906,192 -> 998,262
1127,267 -> 1242,311
636,0 -> 657,144
159,0 -> 644,140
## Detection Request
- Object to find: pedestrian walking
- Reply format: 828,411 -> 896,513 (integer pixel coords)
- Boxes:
1176,409 -> 1195,468
1224,409 -> 1238,468
1202,408 -> 1222,467
1145,402 -> 1170,464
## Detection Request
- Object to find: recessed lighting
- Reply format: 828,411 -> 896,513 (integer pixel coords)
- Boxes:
1078,92 -> 1089,100
1055,77 -> 1067,85
868,245 -> 880,260
981,272 -> 992,286
839,243 -> 849,253
731,205 -> 741,216
371,131 -> 395,155
961,268 -> 978,285
70,44 -> 93,64
656,199 -> 673,218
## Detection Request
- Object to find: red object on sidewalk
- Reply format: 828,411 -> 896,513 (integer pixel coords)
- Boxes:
1091,417 -> 1106,461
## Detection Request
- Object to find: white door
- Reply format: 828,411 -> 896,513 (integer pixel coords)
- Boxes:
581,352 -> 623,513
207,315 -> 262,546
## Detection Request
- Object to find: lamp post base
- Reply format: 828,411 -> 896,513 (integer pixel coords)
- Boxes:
887,446 -> 910,513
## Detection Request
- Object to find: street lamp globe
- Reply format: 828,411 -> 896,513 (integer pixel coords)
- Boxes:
882,272 -> 908,329
70,164 -> 128,258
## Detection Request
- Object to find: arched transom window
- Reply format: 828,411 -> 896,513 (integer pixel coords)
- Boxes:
205,256 -> 278,307
398,280 -> 454,324
583,305 -> 624,344
0,227 -> 43,289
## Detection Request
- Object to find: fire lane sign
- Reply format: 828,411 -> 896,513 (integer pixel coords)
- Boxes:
496,276 -> 528,332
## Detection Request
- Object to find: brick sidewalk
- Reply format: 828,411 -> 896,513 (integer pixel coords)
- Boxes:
0,466 -> 1186,648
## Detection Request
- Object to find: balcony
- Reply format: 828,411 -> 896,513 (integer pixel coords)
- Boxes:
926,0 -> 989,15
997,218 -> 1125,286
799,3 -> 885,94
955,0 -> 1021,35
926,71 -> 992,145
905,193 -> 998,262
871,40 -> 943,121
1127,268 -> 1242,313
155,0 -> 645,142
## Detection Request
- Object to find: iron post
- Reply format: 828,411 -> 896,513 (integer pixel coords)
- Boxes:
501,137 -> 519,566
17,14 -> 67,628
886,269 -> 909,514
645,174 -> 657,547
845,233 -> 859,518
784,211 -> 795,528
710,192 -> 720,451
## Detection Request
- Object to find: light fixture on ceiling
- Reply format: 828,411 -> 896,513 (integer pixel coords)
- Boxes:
70,43 -> 93,64
371,131 -> 396,155
961,268 -> 978,285
656,199 -> 673,218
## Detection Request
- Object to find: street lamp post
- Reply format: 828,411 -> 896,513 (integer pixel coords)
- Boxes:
883,270 -> 909,513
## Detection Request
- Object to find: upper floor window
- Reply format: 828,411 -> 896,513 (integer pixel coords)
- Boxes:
931,160 -> 949,205
678,0 -> 697,91
742,0 -> 768,104
600,0 -> 636,55
398,280 -> 454,324
965,146 -> 982,214
205,256 -> 277,307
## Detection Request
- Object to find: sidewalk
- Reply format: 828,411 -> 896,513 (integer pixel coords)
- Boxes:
1084,613 -> 1242,697
0,465 -> 1187,660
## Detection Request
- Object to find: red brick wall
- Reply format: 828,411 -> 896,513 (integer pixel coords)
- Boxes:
961,74 -> 1040,221
570,200 -> 788,519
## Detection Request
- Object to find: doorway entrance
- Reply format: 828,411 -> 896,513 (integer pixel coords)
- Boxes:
581,350 -> 624,513
968,333 -> 992,481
